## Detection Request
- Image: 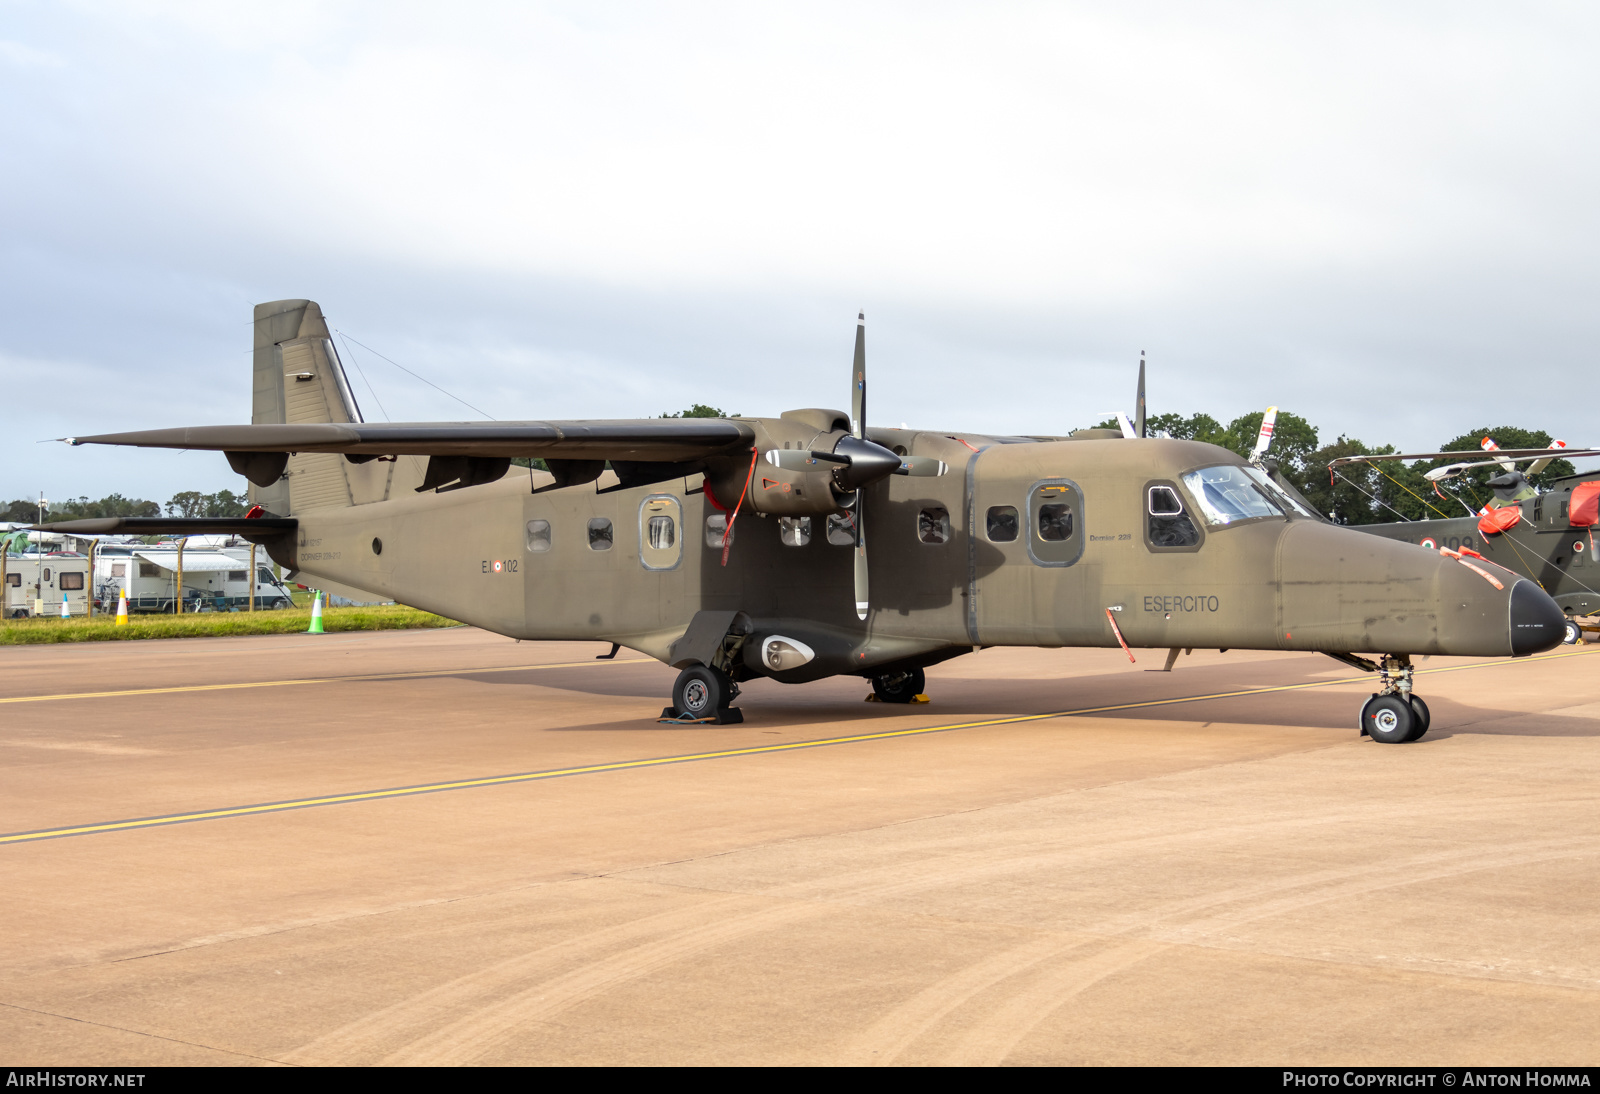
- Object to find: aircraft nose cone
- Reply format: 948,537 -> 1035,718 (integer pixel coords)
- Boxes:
1509,579 -> 1565,656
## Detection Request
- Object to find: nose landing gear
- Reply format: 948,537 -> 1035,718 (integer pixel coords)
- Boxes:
1358,655 -> 1429,743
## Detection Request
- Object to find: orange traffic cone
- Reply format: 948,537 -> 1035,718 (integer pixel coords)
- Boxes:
116,588 -> 129,626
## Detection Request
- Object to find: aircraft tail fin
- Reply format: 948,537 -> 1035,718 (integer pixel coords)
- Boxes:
249,300 -> 422,514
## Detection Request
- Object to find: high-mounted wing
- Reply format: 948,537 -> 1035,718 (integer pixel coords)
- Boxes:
62,418 -> 758,489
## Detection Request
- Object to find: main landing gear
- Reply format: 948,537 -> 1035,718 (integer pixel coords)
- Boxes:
1359,655 -> 1430,744
662,664 -> 744,724
869,666 -> 926,703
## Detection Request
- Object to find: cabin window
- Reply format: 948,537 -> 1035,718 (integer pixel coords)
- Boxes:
1027,481 -> 1085,566
228,570 -> 246,582
1037,504 -> 1073,542
639,495 -> 683,570
919,506 -> 951,544
779,516 -> 811,547
705,513 -> 731,549
60,572 -> 84,590
587,517 -> 614,551
526,519 -> 552,553
111,563 -> 126,578
986,506 -> 1019,542
1147,485 -> 1201,548
42,568 -> 50,582
826,512 -> 858,546
140,563 -> 159,578
6,573 -> 19,586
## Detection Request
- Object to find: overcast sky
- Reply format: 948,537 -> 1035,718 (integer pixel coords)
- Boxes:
4,1 -> 1598,504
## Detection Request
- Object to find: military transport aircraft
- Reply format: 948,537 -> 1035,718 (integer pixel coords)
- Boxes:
37,300 -> 1570,744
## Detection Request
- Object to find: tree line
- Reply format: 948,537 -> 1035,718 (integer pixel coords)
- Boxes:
1,489 -> 251,523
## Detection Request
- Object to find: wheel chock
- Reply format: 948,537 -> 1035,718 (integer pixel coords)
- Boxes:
657,707 -> 744,725
866,694 -> 932,703
912,694 -> 930,703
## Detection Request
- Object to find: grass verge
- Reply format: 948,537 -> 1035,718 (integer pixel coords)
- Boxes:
0,603 -> 461,644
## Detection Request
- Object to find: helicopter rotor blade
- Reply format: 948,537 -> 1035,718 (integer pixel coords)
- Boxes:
1250,406 -> 1279,464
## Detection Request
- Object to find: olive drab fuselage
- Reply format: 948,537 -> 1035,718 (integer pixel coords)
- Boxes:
283,419 -> 1559,683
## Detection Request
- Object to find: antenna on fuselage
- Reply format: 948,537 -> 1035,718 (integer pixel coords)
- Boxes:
1135,351 -> 1147,439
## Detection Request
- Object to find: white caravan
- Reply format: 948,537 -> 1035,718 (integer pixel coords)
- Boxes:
94,545 -> 294,613
3,552 -> 92,618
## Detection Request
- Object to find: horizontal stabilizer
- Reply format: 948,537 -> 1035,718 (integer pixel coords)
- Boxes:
32,517 -> 297,537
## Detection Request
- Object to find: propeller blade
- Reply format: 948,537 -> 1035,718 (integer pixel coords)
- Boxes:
1250,406 -> 1278,462
765,449 -> 847,470
894,455 -> 947,477
853,511 -> 869,620
766,449 -> 819,471
852,311 -> 866,440
1135,351 -> 1147,439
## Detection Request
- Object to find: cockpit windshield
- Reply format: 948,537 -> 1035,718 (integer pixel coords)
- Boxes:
1180,465 -> 1284,525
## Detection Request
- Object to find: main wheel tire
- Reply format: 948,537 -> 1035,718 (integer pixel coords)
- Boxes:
1362,693 -> 1415,743
1563,619 -> 1582,645
1406,695 -> 1431,741
673,664 -> 733,718
871,667 -> 926,703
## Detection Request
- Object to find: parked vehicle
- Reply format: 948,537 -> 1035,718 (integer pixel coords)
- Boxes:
3,552 -> 91,618
94,544 -> 294,613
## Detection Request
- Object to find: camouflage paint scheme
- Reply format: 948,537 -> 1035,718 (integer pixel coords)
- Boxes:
47,300 -> 1568,716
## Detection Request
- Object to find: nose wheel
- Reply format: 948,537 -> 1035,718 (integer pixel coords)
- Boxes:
1358,656 -> 1429,743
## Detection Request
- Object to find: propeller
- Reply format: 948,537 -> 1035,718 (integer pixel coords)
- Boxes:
851,313 -> 870,620
763,312 -> 949,621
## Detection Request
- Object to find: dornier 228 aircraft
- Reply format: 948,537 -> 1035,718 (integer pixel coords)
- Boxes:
39,299 -> 1568,744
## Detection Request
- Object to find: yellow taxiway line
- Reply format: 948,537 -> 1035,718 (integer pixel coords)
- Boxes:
3,646 -> 1595,846
0,657 -> 656,706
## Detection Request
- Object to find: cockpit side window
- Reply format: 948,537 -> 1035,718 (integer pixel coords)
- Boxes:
1146,482 -> 1202,551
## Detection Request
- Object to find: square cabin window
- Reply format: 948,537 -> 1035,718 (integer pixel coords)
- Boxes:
919,506 -> 951,544
587,517 -> 614,551
6,573 -> 19,586
526,519 -> 552,553
60,572 -> 84,590
228,570 -> 246,582
779,516 -> 811,547
139,563 -> 159,578
826,512 -> 858,546
705,513 -> 731,549
111,562 -> 126,578
987,505 -> 1019,542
